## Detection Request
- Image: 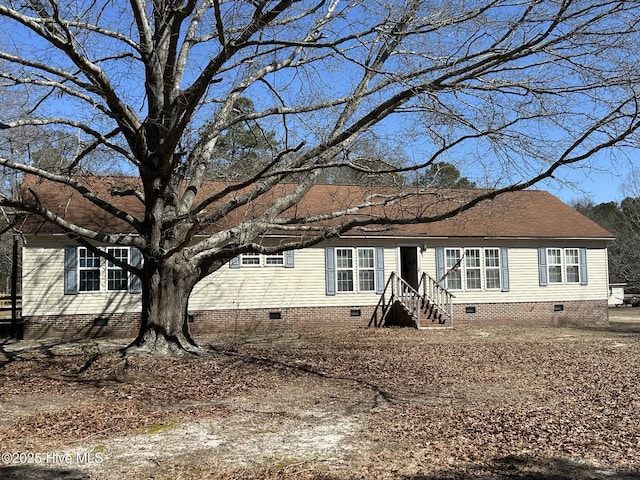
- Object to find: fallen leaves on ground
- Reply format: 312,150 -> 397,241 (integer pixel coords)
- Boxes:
0,320 -> 639,479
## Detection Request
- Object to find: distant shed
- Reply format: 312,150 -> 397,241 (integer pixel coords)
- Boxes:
608,283 -> 626,307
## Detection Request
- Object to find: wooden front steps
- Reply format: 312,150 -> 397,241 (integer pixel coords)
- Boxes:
369,272 -> 454,329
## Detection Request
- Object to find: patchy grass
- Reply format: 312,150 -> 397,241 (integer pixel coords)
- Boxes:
1,310 -> 639,479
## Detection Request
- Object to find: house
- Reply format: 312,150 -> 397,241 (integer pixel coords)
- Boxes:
18,177 -> 614,339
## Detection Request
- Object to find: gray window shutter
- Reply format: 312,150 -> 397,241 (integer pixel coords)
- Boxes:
64,246 -> 78,295
325,247 -> 336,296
128,248 -> 142,294
375,247 -> 385,294
284,250 -> 294,268
229,256 -> 241,269
435,247 -> 445,285
500,247 -> 510,292
579,247 -> 588,285
538,247 -> 547,286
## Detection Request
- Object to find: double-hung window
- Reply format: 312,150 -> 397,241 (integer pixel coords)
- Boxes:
465,248 -> 482,290
336,248 -> 354,292
78,247 -> 101,292
330,247 -> 379,294
358,249 -> 376,292
545,248 -> 582,284
546,248 -> 564,283
444,248 -> 463,290
106,247 -> 130,291
484,248 -> 501,290
440,247 -> 505,291
65,246 -> 141,294
564,248 -> 581,283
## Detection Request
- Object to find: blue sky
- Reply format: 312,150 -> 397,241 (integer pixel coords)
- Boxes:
3,2 -> 636,210
540,155 -> 637,206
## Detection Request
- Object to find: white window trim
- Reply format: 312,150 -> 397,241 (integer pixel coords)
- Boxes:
238,252 -> 286,267
77,247 -> 101,293
76,246 -> 136,293
443,247 -> 503,292
335,247 -> 354,293
240,252 -> 262,267
106,247 -> 131,291
484,248 -> 502,290
334,247 -> 377,294
230,251 -> 294,269
546,247 -> 581,285
264,252 -> 285,266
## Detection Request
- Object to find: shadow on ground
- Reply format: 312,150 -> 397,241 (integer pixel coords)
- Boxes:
0,465 -> 89,480
306,454 -> 640,479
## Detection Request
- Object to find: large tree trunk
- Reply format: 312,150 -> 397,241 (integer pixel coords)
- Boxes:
127,256 -> 200,354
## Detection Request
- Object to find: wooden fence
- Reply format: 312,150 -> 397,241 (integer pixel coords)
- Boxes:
0,295 -> 21,321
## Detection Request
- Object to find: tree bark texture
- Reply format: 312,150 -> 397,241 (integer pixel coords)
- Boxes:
129,256 -> 200,354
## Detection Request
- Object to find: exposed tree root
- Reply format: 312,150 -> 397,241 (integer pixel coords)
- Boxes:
122,326 -> 202,356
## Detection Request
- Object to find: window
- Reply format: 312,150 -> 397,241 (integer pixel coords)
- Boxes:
325,247 -> 384,296
231,251 -> 293,268
565,248 -> 580,283
545,248 -> 582,284
484,248 -> 501,290
336,248 -> 354,292
64,246 -> 141,295
444,248 -> 462,290
241,252 -> 261,266
265,252 -> 284,266
439,247 -> 504,291
358,248 -> 376,292
547,248 -> 563,283
465,248 -> 482,290
106,247 -> 129,291
78,247 -> 100,292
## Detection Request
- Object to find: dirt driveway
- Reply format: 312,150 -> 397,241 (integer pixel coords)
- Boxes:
1,312 -> 639,479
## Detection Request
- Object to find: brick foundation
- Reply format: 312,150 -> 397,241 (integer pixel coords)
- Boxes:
452,299 -> 609,327
21,313 -> 142,340
21,300 -> 608,340
21,306 -> 376,340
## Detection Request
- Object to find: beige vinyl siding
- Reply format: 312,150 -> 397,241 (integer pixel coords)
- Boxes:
22,237 -> 140,316
22,236 -> 610,318
191,239 -> 397,309
191,247 -> 326,309
420,240 -> 610,304
23,238 -> 398,316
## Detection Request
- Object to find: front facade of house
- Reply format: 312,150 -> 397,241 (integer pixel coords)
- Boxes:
21,201 -> 612,339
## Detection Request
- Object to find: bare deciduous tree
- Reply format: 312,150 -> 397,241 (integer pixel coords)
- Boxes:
1,0 -> 640,352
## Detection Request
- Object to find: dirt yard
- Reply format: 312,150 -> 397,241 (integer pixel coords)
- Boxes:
1,309 -> 639,479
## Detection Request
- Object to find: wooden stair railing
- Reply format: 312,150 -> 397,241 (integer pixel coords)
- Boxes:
368,274 -> 397,327
369,272 -> 454,328
417,272 -> 454,328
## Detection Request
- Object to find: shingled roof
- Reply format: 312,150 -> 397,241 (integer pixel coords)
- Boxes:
18,175 -> 614,240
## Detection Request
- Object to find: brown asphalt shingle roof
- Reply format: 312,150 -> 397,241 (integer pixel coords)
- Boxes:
19,175 -> 614,240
